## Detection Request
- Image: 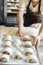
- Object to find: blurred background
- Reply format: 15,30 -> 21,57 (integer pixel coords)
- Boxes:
0,0 -> 4,24
0,0 -> 43,26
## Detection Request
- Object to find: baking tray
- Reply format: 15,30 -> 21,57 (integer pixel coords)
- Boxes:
0,35 -> 39,65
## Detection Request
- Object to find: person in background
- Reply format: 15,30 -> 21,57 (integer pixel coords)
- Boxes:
16,0 -> 43,47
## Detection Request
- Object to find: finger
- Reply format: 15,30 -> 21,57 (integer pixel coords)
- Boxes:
19,32 -> 23,37
16,30 -> 19,36
34,38 -> 37,45
16,31 -> 18,35
36,39 -> 38,47
37,39 -> 40,47
36,39 -> 40,47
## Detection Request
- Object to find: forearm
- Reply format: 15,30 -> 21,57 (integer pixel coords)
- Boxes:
38,20 -> 43,37
17,10 -> 24,29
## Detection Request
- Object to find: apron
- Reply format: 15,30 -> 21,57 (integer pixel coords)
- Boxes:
23,0 -> 41,27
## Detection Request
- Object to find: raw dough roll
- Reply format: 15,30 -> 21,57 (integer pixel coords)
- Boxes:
3,35 -> 12,42
22,41 -> 32,48
23,48 -> 34,56
25,54 -> 38,63
13,51 -> 25,60
2,47 -> 11,55
21,35 -> 31,41
13,39 -> 22,47
3,41 -> 11,47
0,54 -> 10,62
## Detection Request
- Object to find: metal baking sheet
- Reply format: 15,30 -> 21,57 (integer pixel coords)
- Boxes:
0,35 -> 39,65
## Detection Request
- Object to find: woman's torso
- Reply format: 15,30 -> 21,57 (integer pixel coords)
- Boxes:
23,0 -> 41,26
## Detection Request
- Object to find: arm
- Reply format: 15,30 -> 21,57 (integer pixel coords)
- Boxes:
16,0 -> 26,36
35,20 -> 43,47
17,10 -> 24,30
38,0 -> 43,36
17,0 -> 26,29
17,10 -> 25,36
38,20 -> 43,37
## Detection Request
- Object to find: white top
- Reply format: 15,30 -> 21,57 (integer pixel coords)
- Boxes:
29,2 -> 38,13
19,0 -> 43,20
19,0 -> 43,13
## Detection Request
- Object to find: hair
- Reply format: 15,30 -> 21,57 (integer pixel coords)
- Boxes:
38,0 -> 41,13
26,0 -> 31,10
26,0 -> 41,13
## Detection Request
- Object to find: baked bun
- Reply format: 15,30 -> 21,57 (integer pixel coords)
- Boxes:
3,41 -> 11,47
2,47 -> 11,55
22,41 -> 32,48
23,48 -> 34,56
13,39 -> 22,47
0,54 -> 10,62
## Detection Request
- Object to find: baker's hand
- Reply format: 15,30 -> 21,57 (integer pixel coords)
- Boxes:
16,28 -> 23,36
35,36 -> 40,47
